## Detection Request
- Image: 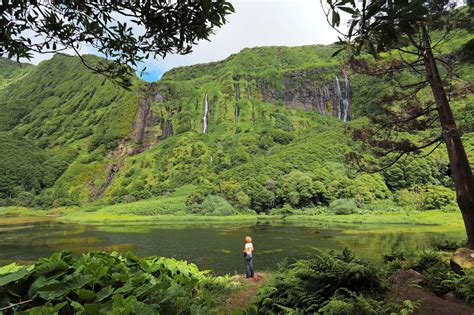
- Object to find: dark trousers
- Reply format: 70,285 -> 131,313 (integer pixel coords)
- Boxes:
245,254 -> 254,278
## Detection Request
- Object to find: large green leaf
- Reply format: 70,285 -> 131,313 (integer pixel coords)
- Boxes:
75,288 -> 96,302
70,301 -> 85,314
0,267 -> 31,286
0,263 -> 27,276
36,274 -> 94,300
35,259 -> 69,275
1,251 -> 219,313
28,276 -> 62,298
95,285 -> 114,302
83,303 -> 102,314
20,302 -> 67,315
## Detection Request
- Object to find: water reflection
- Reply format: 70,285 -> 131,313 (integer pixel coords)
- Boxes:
0,220 -> 464,274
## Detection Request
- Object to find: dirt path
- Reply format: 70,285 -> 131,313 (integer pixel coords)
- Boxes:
226,272 -> 267,314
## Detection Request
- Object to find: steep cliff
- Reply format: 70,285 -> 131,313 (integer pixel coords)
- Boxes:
137,45 -> 353,143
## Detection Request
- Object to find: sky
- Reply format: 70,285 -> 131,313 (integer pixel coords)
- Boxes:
24,0 -> 341,82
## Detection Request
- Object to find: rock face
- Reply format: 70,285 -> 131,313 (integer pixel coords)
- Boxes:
254,69 -> 352,121
389,269 -> 427,286
450,248 -> 474,273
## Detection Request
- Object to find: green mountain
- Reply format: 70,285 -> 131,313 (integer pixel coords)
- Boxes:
0,28 -> 472,213
0,58 -> 33,90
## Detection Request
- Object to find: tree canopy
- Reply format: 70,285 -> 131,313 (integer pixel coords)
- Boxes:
0,0 -> 234,85
321,0 -> 474,246
323,0 -> 471,57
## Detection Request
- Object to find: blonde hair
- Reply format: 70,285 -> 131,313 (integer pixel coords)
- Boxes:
245,236 -> 252,243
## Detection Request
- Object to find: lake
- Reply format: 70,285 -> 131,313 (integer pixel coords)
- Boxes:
0,219 -> 465,274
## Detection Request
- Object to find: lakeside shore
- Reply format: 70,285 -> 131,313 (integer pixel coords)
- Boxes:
0,206 -> 465,231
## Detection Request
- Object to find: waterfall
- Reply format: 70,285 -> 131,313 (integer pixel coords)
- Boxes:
202,93 -> 209,134
335,76 -> 343,120
335,75 -> 351,122
342,74 -> 351,122
234,79 -> 241,101
234,104 -> 240,134
135,97 -> 150,145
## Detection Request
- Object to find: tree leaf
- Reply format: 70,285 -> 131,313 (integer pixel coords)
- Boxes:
332,47 -> 346,57
338,6 -> 357,15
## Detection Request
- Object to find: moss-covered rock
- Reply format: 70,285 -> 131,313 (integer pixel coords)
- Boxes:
450,248 -> 474,274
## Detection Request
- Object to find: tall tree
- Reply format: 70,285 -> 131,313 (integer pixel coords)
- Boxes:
322,0 -> 474,245
0,0 -> 234,86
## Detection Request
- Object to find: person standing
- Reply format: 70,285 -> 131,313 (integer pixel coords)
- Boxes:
243,236 -> 254,279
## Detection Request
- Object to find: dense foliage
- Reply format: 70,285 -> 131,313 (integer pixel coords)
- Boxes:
384,247 -> 474,304
0,19 -> 472,213
0,251 -> 236,314
248,249 -> 414,314
245,247 -> 474,314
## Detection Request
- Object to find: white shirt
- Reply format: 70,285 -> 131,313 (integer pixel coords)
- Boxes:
244,242 -> 254,254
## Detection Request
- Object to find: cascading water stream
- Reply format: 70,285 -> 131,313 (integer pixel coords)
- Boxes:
335,76 -> 343,120
202,93 -> 209,134
335,75 -> 351,122
342,74 -> 351,122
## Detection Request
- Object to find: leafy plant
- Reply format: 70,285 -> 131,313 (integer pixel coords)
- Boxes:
251,249 -> 396,314
0,251 -> 236,314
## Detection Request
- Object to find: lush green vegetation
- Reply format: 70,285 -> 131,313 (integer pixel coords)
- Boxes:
0,13 -> 472,218
0,251 -> 239,314
247,249 -> 414,314
244,247 -> 474,314
0,54 -> 141,206
0,58 -> 33,90
1,6 -> 473,315
4,247 -> 472,314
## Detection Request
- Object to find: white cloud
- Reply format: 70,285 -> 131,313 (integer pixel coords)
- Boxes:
19,0 -> 341,81
143,0 -> 340,80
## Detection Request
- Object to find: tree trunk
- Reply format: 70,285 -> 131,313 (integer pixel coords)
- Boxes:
421,26 -> 474,248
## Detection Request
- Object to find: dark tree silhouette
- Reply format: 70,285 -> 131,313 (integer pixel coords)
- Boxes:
0,0 -> 234,86
322,0 -> 474,246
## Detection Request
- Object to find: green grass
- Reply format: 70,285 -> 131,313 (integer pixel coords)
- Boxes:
2,201 -> 464,231
285,210 -> 464,227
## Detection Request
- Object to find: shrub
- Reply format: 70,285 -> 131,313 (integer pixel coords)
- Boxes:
420,185 -> 456,210
327,175 -> 390,205
318,293 -> 411,315
395,185 -> 456,211
329,199 -> 358,215
189,195 -> 235,216
14,191 -> 35,207
234,191 -> 251,209
451,270 -> 474,304
269,203 -> 295,216
251,249 -> 401,314
362,199 -> 401,213
394,188 -> 422,209
267,129 -> 294,145
276,170 -> 324,207
186,191 -> 206,210
430,238 -> 467,251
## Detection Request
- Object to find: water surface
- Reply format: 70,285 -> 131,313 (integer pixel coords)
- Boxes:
0,219 -> 464,274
